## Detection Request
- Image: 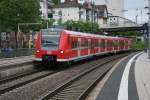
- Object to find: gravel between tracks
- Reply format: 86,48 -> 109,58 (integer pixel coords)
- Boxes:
0,56 -> 34,69
0,64 -> 36,79
0,54 -> 129,100
0,70 -> 51,93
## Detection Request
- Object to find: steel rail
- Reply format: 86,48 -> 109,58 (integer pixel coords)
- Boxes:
0,68 -> 43,84
0,60 -> 33,71
0,70 -> 56,95
39,54 -> 128,100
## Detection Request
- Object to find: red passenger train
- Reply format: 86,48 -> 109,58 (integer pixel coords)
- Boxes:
35,28 -> 132,64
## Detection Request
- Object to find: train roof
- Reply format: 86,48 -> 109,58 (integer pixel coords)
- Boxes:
64,30 -> 128,40
41,28 -> 130,40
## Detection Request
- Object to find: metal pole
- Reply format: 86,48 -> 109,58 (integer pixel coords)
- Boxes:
16,24 -> 20,48
47,21 -> 48,28
136,8 -> 138,24
135,15 -> 138,24
148,0 -> 150,59
17,23 -> 20,34
91,1 -> 94,33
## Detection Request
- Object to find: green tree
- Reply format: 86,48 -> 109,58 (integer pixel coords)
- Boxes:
110,31 -> 141,37
40,19 -> 55,29
63,20 -> 101,34
52,0 -> 60,5
0,0 -> 40,32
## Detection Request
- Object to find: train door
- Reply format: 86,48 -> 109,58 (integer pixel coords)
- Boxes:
88,38 -> 91,55
115,40 -> 118,52
101,39 -> 105,52
99,39 -> 101,53
113,40 -> 115,52
77,37 -> 81,57
105,39 -> 107,52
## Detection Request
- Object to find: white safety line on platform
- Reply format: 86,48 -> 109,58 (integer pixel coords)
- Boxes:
117,52 -> 142,100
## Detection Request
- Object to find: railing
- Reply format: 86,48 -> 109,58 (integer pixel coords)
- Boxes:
105,16 -> 142,29
0,48 -> 35,59
102,23 -> 141,28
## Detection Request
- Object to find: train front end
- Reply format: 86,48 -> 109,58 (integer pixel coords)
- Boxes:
35,29 -> 62,65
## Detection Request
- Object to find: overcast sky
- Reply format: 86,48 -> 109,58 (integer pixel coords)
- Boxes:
125,0 -> 148,24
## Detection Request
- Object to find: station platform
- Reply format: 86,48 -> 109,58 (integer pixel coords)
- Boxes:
95,52 -> 150,100
0,55 -> 34,68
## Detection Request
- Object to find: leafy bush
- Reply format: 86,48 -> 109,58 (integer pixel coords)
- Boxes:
132,41 -> 147,51
63,20 -> 101,34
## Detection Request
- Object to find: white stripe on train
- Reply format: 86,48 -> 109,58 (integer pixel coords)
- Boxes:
34,49 -> 131,62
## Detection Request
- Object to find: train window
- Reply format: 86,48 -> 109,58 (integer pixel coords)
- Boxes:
101,40 -> 105,48
88,39 -> 91,48
99,40 -> 101,47
109,41 -> 112,47
81,38 -> 88,48
125,41 -> 128,46
108,41 -> 110,47
77,39 -> 80,48
72,39 -> 77,49
119,41 -> 121,46
113,41 -> 118,47
81,38 -> 86,47
95,40 -> 99,47
110,41 -> 113,47
112,41 -> 115,47
101,41 -> 102,47
106,41 -> 108,48
85,39 -> 88,47
71,40 -> 74,48
91,39 -> 95,48
119,41 -> 124,46
75,41 -> 78,48
104,41 -> 106,48
107,41 -> 109,48
41,30 -> 60,50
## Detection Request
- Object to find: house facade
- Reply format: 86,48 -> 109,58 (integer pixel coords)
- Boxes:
94,0 -> 124,17
48,0 -> 108,28
40,0 -> 54,19
96,5 -> 108,27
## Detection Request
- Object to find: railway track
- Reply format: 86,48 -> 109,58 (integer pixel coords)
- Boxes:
0,69 -> 56,95
0,60 -> 33,71
39,54 -> 127,100
0,67 -> 43,84
0,52 -> 132,100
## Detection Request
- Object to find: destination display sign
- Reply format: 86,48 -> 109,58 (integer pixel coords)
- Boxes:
41,29 -> 60,36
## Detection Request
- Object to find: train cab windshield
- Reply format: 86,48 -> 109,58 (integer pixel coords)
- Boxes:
41,29 -> 61,50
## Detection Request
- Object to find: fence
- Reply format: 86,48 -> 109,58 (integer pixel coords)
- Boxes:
0,32 -> 36,58
0,48 -> 35,58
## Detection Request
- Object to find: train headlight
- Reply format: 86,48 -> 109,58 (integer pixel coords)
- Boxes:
36,50 -> 40,53
60,50 -> 64,54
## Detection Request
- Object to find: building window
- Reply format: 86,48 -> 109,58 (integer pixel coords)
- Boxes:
48,13 -> 53,18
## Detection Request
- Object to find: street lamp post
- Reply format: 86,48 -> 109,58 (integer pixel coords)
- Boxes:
17,23 -> 41,34
135,8 -> 138,24
17,23 -> 41,48
135,15 -> 138,24
144,0 -> 150,59
91,0 -> 95,34
148,0 -> 150,59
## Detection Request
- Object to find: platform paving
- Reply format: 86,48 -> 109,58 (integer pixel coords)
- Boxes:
135,53 -> 150,100
0,55 -> 34,68
95,52 -> 150,100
